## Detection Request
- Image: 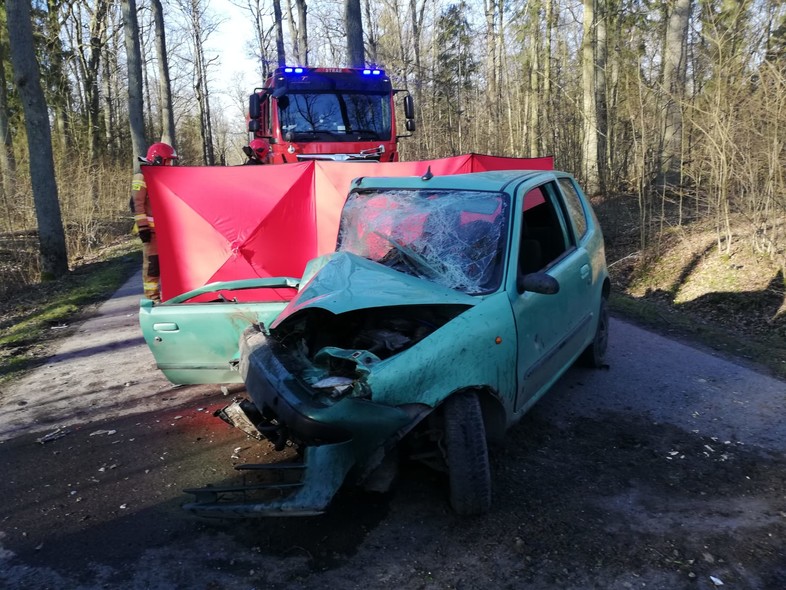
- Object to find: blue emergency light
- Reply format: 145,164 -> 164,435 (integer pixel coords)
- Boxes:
362,69 -> 383,76
283,67 -> 305,74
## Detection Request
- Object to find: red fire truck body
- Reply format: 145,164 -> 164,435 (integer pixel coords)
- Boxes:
247,66 -> 415,164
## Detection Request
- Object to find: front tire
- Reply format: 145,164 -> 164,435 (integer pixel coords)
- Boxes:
443,391 -> 491,515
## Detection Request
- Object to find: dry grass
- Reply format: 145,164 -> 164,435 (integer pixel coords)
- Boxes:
597,195 -> 786,378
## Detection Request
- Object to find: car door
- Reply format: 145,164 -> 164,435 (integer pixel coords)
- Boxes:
139,278 -> 297,385
512,180 -> 594,413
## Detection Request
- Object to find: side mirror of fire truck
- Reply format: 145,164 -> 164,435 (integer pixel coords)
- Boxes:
404,95 -> 415,120
403,95 -> 416,132
248,93 -> 261,120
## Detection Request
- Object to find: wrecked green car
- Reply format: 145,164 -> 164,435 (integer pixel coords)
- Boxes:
143,170 -> 609,516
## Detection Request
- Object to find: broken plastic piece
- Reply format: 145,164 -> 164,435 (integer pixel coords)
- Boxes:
215,399 -> 265,440
36,428 -> 69,444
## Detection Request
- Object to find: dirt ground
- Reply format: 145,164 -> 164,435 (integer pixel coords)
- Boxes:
1,272 -> 785,590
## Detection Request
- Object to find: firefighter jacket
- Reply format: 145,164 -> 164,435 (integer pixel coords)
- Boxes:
131,172 -> 155,233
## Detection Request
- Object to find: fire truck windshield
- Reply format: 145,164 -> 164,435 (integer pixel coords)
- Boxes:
278,92 -> 392,142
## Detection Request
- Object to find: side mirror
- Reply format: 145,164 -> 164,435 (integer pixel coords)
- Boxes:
406,119 -> 416,132
248,119 -> 260,133
517,272 -> 560,295
403,94 -> 415,120
249,93 -> 261,119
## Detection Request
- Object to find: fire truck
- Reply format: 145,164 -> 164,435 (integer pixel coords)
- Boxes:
247,66 -> 416,163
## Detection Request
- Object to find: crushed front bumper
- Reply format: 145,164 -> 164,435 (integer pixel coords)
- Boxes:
183,325 -> 414,517
238,325 -> 411,450
183,441 -> 356,517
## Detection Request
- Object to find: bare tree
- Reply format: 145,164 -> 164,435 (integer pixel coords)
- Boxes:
582,0 -> 600,194
595,0 -> 608,193
484,0 -> 499,154
44,0 -> 73,153
151,0 -> 177,148
101,6 -> 119,158
346,0 -> 364,67
542,0 -> 555,154
121,0 -> 147,172
0,10 -> 17,205
6,0 -> 69,279
409,0 -> 427,123
286,0 -> 308,65
235,0 -> 282,76
660,0 -> 691,184
363,0 -> 378,64
174,0 -> 218,165
526,0 -> 541,156
67,0 -> 109,205
272,0 -> 285,66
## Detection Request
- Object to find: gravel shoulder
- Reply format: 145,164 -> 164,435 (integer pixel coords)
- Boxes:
1,272 -> 785,590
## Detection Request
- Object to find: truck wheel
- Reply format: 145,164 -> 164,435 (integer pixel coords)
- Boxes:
579,296 -> 609,368
443,391 -> 491,515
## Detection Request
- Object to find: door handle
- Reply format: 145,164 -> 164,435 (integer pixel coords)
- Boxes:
580,264 -> 590,281
153,322 -> 179,332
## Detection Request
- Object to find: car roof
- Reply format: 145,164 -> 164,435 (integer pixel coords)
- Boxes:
352,170 -> 566,193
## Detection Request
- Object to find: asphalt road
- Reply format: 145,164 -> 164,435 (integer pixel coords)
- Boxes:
0,272 -> 784,589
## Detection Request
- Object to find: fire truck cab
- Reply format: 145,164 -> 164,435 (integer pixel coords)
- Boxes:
248,66 -> 415,163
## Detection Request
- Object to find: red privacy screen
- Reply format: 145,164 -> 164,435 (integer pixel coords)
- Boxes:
143,154 -> 554,301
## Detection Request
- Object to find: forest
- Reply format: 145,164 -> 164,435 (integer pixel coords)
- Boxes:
1,0 -> 785,309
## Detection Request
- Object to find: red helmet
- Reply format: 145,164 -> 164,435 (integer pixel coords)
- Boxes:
249,138 -> 270,158
146,142 -> 178,165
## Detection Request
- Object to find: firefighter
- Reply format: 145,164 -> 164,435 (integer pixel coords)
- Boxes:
243,138 -> 270,165
132,142 -> 178,302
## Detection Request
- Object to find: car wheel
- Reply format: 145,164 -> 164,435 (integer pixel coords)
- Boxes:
579,296 -> 609,368
443,391 -> 491,515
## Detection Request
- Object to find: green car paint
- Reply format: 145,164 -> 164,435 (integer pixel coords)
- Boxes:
139,278 -> 298,384
142,170 -> 610,516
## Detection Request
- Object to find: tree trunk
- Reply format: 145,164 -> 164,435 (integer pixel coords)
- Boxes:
363,0 -> 378,64
101,15 -> 116,158
151,0 -> 176,149
6,0 -> 69,279
273,0 -> 286,66
596,0 -> 608,193
582,0 -> 600,194
0,31 -> 17,204
661,0 -> 691,184
484,0 -> 498,154
121,0 -> 147,172
410,0 -> 426,131
81,0 -> 109,206
286,0 -> 308,66
346,0 -> 364,67
46,0 -> 71,152
296,0 -> 308,66
86,0 -> 108,165
527,0 -> 541,156
543,0 -> 554,153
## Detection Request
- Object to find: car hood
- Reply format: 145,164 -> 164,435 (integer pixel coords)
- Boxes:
271,252 -> 477,328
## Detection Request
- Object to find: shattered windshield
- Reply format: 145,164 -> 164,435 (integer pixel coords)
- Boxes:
337,189 -> 510,294
278,92 -> 392,141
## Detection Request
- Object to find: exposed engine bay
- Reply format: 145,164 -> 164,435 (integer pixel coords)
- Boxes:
270,304 -> 469,396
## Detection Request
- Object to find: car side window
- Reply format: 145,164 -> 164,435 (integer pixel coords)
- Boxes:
518,183 -> 571,275
558,178 -> 588,241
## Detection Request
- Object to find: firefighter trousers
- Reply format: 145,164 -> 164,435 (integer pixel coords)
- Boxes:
142,233 -> 160,301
